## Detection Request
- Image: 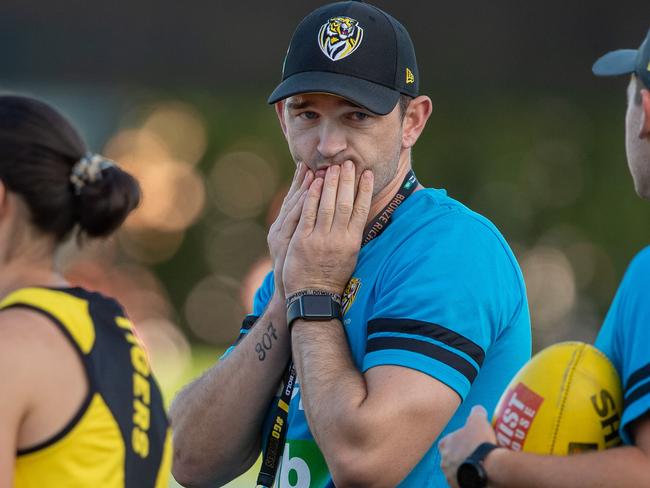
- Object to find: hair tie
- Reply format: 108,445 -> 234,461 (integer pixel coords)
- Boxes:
70,153 -> 115,194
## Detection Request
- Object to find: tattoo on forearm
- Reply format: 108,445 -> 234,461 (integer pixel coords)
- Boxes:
255,323 -> 279,361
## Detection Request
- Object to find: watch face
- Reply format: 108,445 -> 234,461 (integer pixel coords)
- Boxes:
457,461 -> 485,488
301,295 -> 334,318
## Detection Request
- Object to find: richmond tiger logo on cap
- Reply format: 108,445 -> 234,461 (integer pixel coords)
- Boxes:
318,17 -> 364,61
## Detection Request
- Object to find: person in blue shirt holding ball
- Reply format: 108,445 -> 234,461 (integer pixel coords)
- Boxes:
440,28 -> 650,488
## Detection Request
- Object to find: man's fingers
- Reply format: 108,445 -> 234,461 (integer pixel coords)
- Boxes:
287,162 -> 307,197
438,435 -> 448,450
332,160 -> 355,231
280,190 -> 308,238
297,177 -> 323,234
349,170 -> 373,233
276,168 -> 313,226
315,165 -> 339,232
288,169 -> 314,208
468,405 -> 488,423
281,163 -> 308,211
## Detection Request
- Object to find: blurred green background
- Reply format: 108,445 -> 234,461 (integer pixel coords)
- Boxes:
2,0 -> 648,486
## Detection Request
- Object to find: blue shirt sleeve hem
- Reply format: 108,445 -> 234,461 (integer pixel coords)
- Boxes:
362,349 -> 471,401
621,397 -> 650,445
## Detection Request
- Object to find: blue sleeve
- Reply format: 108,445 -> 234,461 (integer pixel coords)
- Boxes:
596,247 -> 650,444
252,270 -> 275,316
221,270 -> 275,359
362,212 -> 525,401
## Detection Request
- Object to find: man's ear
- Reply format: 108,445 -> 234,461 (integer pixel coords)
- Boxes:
402,95 -> 433,149
641,89 -> 650,139
275,101 -> 289,139
0,180 -> 8,218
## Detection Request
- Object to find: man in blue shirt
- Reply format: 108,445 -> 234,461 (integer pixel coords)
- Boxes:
170,2 -> 531,487
440,28 -> 650,488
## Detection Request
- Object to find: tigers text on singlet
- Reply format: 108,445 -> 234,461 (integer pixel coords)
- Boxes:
1,287 -> 172,488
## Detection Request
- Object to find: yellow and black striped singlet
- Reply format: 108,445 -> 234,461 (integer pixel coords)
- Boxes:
1,287 -> 172,488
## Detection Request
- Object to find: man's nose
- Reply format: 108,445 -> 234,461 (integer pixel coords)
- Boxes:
316,121 -> 347,159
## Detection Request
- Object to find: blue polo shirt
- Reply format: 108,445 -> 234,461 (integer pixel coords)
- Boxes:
596,246 -> 650,445
235,188 -> 531,487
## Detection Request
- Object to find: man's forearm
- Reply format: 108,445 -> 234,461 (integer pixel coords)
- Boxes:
291,319 -> 367,440
170,297 -> 291,486
485,446 -> 650,488
291,318 -> 385,486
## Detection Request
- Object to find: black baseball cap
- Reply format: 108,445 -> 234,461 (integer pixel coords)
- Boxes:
593,28 -> 650,88
268,1 -> 419,115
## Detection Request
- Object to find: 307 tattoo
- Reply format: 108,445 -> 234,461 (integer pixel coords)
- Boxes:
255,323 -> 279,361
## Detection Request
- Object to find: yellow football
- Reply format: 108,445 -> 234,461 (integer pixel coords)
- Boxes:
492,341 -> 623,455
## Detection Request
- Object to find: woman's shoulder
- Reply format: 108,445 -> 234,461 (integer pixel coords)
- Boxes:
0,307 -> 87,408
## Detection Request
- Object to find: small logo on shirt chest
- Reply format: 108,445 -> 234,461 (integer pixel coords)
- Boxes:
342,277 -> 362,315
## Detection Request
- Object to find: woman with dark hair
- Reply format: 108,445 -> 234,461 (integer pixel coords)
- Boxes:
0,95 -> 172,488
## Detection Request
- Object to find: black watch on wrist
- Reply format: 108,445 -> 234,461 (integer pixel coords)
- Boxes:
457,442 -> 500,488
286,294 -> 342,330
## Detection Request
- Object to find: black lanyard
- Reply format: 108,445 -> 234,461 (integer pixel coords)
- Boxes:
256,169 -> 419,488
361,169 -> 418,247
256,362 -> 297,488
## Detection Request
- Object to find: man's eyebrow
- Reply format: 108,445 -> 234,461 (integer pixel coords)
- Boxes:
286,100 -> 310,110
285,98 -> 364,110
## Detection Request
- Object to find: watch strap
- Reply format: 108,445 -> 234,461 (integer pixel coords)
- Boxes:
468,442 -> 500,463
457,442 -> 500,488
287,294 -> 342,331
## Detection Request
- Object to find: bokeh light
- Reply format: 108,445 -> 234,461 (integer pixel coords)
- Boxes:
522,140 -> 585,209
102,103 -> 208,266
126,159 -> 205,232
208,151 -> 278,219
521,245 -> 576,330
184,274 -> 246,344
203,219 -> 268,278
118,228 -> 185,264
141,101 -> 207,166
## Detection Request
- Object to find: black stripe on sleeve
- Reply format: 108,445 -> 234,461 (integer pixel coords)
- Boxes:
232,315 -> 260,346
624,381 -> 650,412
242,315 -> 259,331
367,318 -> 485,367
366,336 -> 479,384
625,363 -> 650,394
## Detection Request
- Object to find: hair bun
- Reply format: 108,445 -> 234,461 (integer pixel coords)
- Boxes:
70,153 -> 116,195
75,161 -> 141,238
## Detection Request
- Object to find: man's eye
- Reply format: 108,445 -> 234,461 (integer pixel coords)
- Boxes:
299,111 -> 318,120
350,112 -> 370,121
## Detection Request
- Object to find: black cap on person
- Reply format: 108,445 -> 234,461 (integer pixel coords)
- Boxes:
268,1 -> 419,115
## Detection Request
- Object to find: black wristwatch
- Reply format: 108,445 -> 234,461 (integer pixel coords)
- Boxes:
286,294 -> 342,331
457,442 -> 500,488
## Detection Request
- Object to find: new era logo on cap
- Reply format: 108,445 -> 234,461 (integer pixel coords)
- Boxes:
406,68 -> 414,84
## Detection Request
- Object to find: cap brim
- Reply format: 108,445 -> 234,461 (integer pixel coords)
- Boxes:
592,49 -> 638,76
268,71 -> 401,115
